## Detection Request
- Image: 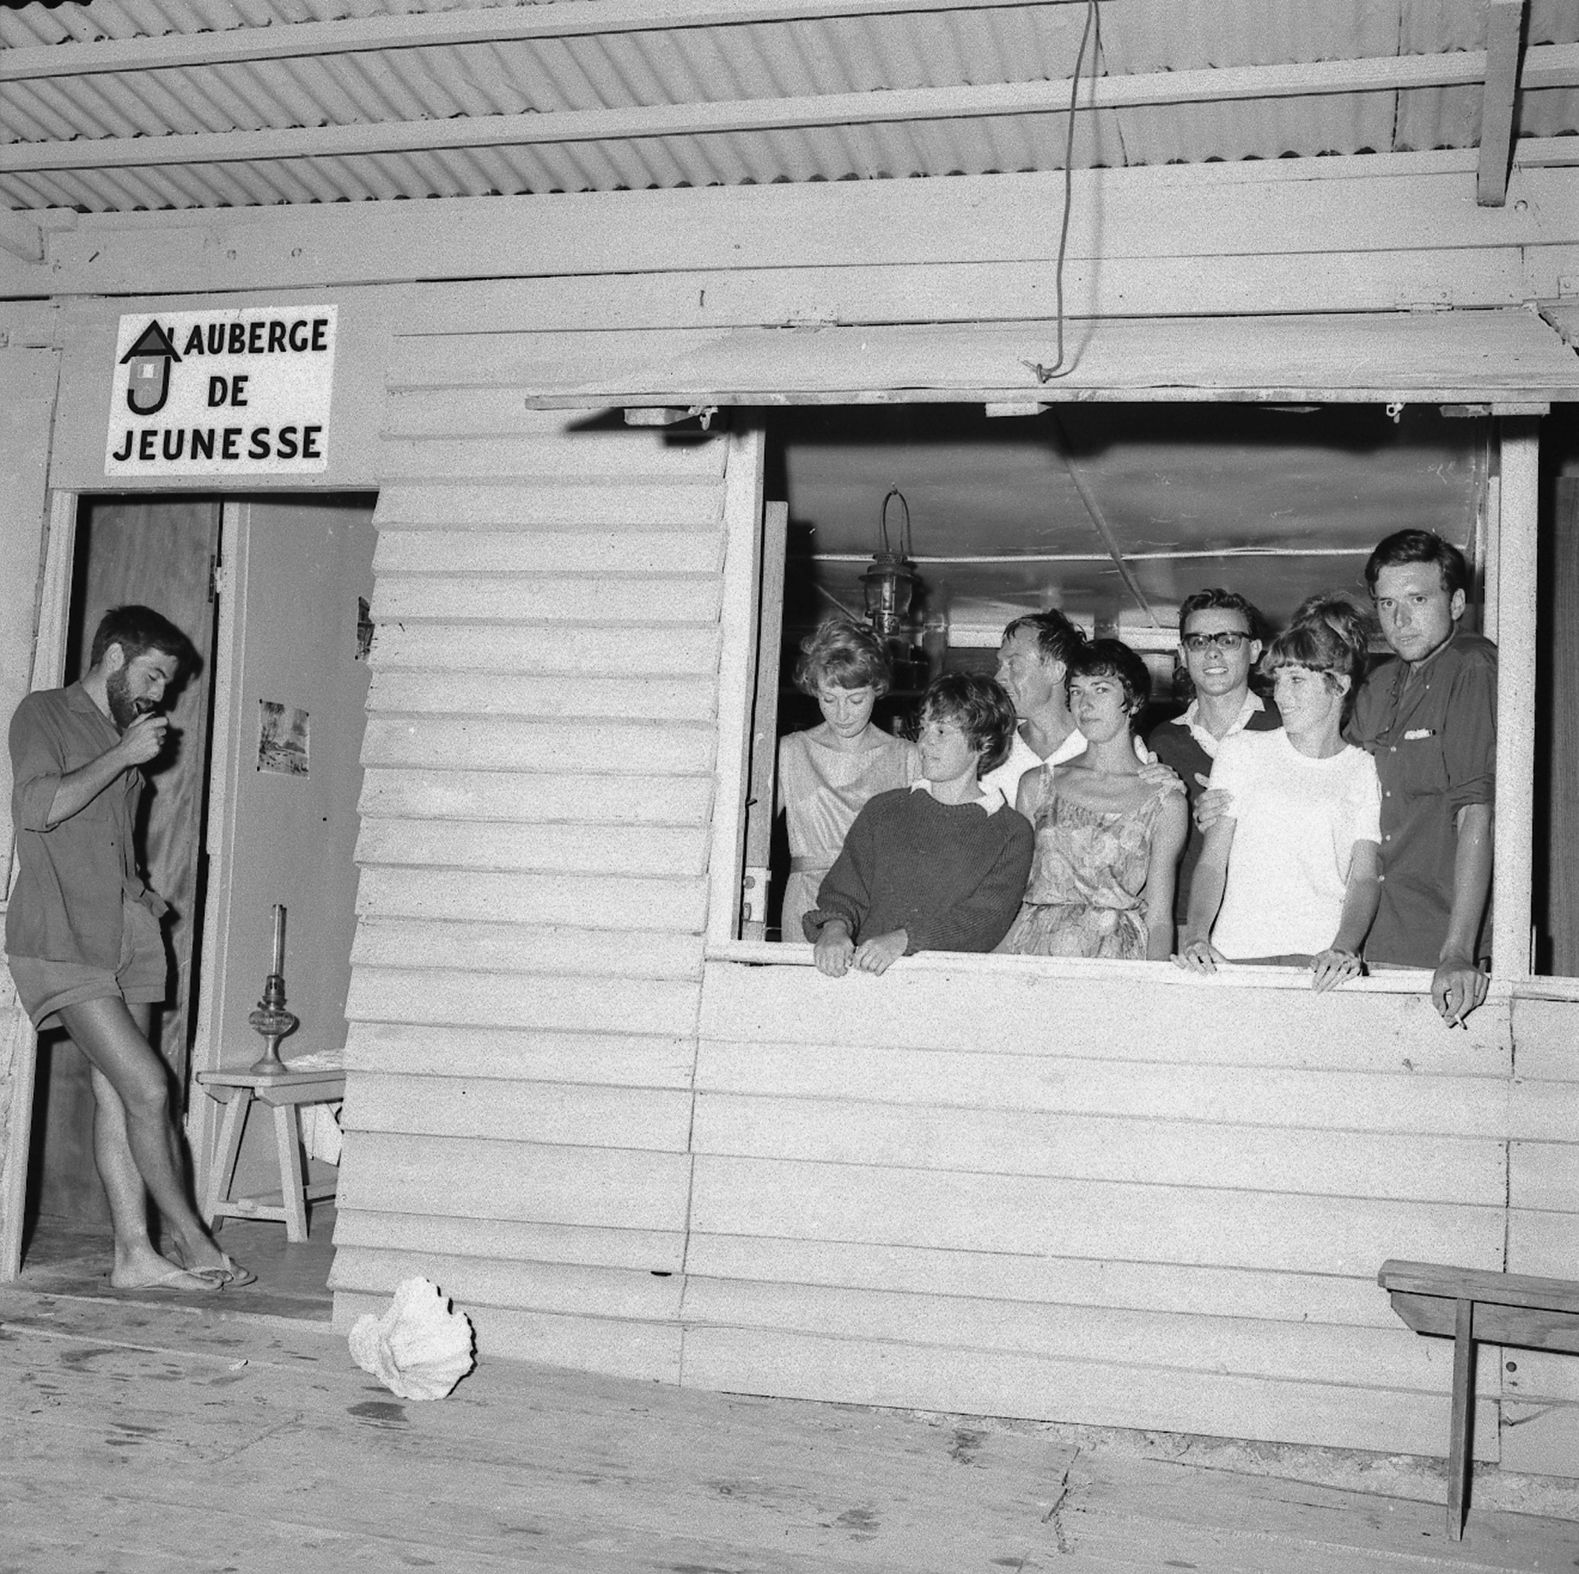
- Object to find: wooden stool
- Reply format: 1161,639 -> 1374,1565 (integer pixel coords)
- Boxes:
197,1067 -> 346,1243
1379,1259 -> 1579,1539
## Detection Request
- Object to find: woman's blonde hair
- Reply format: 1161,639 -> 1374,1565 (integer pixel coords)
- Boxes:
792,616 -> 893,698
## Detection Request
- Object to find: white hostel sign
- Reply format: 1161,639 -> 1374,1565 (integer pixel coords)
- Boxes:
106,306 -> 337,476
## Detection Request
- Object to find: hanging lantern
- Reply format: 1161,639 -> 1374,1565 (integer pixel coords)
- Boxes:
861,486 -> 919,639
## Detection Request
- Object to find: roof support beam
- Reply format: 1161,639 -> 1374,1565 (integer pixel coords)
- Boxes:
0,0 -> 1095,81
1478,0 -> 1528,207
0,209 -> 43,265
1048,414 -> 1159,627
5,45 -> 1578,175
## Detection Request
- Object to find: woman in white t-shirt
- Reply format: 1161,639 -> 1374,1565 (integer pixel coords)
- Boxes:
1176,599 -> 1381,991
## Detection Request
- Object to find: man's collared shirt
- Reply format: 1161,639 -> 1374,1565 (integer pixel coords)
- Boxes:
6,682 -> 166,969
979,729 -> 1085,807
1146,690 -> 1281,928
981,724 -> 1151,810
1348,627 -> 1496,969
1174,691 -> 1270,760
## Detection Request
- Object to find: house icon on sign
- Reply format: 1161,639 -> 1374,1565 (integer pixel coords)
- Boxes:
120,321 -> 182,416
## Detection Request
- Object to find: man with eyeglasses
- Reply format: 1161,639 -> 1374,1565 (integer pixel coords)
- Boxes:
1146,589 -> 1281,933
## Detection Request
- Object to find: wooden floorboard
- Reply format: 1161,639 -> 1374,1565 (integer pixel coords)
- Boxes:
0,1287 -> 1575,1573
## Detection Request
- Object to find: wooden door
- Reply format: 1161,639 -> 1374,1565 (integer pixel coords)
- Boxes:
31,498 -> 218,1230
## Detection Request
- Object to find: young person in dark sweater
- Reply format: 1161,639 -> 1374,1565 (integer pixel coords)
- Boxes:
804,673 -> 1034,977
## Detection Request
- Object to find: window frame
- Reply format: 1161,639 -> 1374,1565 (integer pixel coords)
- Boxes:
703,406 -> 1544,998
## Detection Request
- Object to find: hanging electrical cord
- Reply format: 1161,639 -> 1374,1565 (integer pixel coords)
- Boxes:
1028,0 -> 1102,384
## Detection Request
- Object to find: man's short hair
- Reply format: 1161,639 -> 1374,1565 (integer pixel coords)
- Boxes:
90,605 -> 193,672
1066,638 -> 1151,716
792,615 -> 893,699
920,673 -> 1019,775
1002,608 -> 1085,670
1177,587 -> 1264,641
1364,530 -> 1470,599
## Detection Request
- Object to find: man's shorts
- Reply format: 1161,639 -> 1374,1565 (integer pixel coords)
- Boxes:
7,899 -> 168,1032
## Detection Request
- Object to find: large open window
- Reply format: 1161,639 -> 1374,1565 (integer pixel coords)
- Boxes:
712,399 -> 1566,986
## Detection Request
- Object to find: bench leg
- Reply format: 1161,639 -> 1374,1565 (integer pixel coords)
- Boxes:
273,1104 -> 310,1243
203,1090 -> 252,1227
1447,1296 -> 1476,1540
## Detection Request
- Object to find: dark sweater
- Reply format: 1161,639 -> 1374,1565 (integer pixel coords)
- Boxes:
803,785 -> 1034,955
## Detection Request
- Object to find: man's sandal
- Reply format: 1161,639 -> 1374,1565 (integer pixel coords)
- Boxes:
188,1253 -> 257,1289
111,1265 -> 222,1294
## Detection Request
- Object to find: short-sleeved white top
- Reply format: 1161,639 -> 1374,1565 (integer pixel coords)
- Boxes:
1208,728 -> 1383,959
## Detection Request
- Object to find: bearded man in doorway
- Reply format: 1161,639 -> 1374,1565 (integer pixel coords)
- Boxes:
6,605 -> 253,1292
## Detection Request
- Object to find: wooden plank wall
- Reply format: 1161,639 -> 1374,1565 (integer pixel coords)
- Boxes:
0,348 -> 60,1279
690,963 -> 1516,1460
17,160 -> 1579,315
329,392 -> 732,1381
1502,996 -> 1579,1475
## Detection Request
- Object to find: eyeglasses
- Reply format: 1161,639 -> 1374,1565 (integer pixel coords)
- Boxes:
1182,630 -> 1251,653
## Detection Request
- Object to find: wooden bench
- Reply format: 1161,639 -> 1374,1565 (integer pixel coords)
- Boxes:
1379,1259 -> 1579,1539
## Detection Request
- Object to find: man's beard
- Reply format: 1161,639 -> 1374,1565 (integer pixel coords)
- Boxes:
105,668 -> 150,732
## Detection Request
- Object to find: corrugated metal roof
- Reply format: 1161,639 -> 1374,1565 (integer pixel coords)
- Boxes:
1,0 -> 1575,213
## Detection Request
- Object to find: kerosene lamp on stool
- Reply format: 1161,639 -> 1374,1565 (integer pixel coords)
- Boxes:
247,902 -> 299,1076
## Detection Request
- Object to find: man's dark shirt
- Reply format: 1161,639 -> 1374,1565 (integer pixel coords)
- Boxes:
1147,693 -> 1281,930
1347,629 -> 1496,969
6,683 -> 165,968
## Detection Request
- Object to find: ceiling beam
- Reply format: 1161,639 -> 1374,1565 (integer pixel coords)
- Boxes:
0,209 -> 43,265
0,0 -> 1093,81
6,46 -> 1577,176
1478,0 -> 1528,206
1047,415 -> 1160,627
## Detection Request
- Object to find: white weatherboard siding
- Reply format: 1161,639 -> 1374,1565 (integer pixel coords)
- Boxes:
687,963 -> 1513,1460
331,396 -> 729,1382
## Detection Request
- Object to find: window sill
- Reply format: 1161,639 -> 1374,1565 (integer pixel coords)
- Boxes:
707,939 -> 1444,995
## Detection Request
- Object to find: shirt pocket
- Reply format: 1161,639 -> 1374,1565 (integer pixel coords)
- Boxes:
1395,731 -> 1446,798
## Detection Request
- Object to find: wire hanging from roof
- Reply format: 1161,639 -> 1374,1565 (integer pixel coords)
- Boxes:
1030,0 -> 1102,384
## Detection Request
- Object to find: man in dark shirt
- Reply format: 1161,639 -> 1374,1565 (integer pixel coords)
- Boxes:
7,606 -> 250,1291
1147,588 -> 1280,934
1349,531 -> 1496,1026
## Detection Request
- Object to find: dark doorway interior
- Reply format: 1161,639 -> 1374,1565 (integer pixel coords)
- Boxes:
25,496 -> 220,1244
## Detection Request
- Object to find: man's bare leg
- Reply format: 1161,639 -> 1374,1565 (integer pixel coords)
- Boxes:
61,997 -> 231,1285
85,1064 -> 211,1288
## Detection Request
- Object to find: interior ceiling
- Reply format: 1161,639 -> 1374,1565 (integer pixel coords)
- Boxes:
771,403 -> 1486,639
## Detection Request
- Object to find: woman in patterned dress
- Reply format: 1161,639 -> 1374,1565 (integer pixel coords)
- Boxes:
999,640 -> 1187,961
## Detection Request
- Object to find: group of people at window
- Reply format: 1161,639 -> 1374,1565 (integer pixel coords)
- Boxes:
776,528 -> 1496,1027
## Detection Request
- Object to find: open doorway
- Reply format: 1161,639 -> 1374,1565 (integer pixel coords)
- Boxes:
20,492 -> 376,1319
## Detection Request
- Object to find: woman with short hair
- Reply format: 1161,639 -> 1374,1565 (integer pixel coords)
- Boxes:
999,639 -> 1187,961
804,672 -> 1032,975
777,616 -> 919,942
1177,598 -> 1382,990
